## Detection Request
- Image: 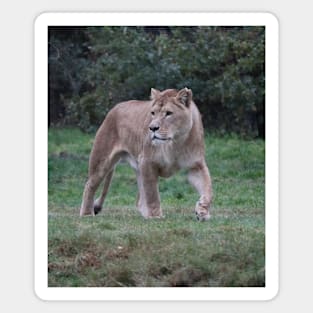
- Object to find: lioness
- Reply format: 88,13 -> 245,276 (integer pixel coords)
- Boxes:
80,88 -> 212,221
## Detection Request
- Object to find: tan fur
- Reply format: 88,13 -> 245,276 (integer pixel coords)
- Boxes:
80,88 -> 213,221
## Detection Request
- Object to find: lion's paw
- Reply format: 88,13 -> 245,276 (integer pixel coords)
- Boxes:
195,200 -> 211,221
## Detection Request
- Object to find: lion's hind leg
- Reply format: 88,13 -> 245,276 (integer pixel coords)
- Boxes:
80,173 -> 104,216
93,169 -> 114,215
80,145 -> 121,217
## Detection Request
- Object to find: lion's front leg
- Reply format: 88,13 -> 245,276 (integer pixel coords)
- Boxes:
135,170 -> 145,212
188,161 -> 213,221
138,162 -> 163,218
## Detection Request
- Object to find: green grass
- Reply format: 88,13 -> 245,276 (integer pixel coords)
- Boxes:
48,127 -> 265,287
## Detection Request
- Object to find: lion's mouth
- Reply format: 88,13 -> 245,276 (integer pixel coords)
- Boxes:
152,135 -> 170,142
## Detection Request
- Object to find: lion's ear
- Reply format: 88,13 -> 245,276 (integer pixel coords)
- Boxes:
176,87 -> 192,107
150,88 -> 161,100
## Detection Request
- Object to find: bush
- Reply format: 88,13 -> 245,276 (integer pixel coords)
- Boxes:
48,26 -> 265,137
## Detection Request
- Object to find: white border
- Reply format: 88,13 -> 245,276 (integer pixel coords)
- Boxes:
35,12 -> 279,301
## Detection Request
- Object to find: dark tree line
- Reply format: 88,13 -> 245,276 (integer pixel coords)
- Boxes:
48,26 -> 265,138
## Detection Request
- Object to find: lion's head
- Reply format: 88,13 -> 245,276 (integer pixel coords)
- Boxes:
148,88 -> 194,145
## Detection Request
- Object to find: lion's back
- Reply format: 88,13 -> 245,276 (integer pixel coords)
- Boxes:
96,100 -> 150,157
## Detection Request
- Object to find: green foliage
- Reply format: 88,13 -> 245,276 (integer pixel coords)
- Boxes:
48,27 -> 91,125
49,27 -> 265,137
48,128 -> 265,287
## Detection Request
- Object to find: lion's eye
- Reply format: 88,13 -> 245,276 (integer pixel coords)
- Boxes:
151,111 -> 155,116
165,111 -> 173,116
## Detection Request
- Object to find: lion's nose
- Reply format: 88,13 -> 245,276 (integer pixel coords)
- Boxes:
149,125 -> 160,132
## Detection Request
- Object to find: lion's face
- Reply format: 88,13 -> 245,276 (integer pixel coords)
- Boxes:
148,88 -> 193,145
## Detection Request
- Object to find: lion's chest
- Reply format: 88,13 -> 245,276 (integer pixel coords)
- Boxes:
157,161 -> 179,178
128,143 -> 196,178
152,146 -> 191,178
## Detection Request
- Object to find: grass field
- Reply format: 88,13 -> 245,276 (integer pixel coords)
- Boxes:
48,128 -> 265,287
